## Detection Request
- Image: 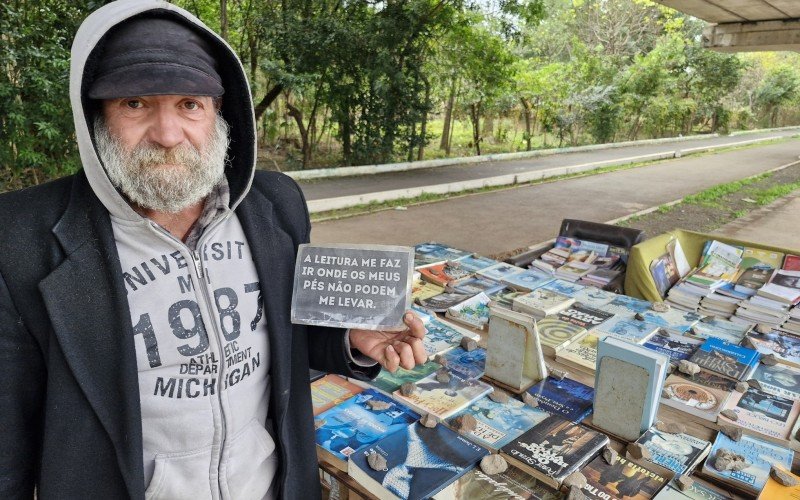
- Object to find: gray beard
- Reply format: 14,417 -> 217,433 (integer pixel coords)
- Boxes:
94,115 -> 230,213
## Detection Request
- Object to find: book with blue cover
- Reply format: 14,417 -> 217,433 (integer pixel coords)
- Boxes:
393,370 -> 494,420
643,331 -> 703,363
440,347 -> 486,380
501,269 -> 555,292
414,242 -> 471,267
606,294 -> 654,315
314,389 -> 419,469
702,432 -> 794,495
362,361 -> 441,395
455,254 -> 498,273
450,275 -> 505,296
542,279 -> 586,297
593,316 -> 660,344
571,287 -> 618,309
689,337 -> 761,381
525,376 -> 594,422
450,463 -> 563,499
447,394 -> 551,451
636,308 -> 702,334
685,317 -> 751,344
349,422 -> 489,500
751,362 -> 800,400
634,427 -> 711,475
422,318 -> 467,358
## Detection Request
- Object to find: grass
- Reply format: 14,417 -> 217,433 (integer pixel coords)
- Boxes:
682,173 -> 771,207
310,136 -> 795,222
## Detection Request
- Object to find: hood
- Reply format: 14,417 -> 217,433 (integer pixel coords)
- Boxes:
70,0 -> 256,221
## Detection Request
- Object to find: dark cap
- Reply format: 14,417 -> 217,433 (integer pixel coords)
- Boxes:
88,17 -> 224,99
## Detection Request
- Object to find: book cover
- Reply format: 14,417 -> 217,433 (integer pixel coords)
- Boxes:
785,254 -> 800,271
702,432 -> 794,494
500,414 -> 609,489
685,317 -> 751,344
740,247 -> 785,272
349,422 -> 488,500
593,337 -> 670,441
581,454 -> 671,500
636,308 -> 703,334
717,387 -> 800,442
478,262 -> 525,282
311,374 -> 365,416
488,287 -> 527,309
536,317 -> 587,356
594,316 -> 660,344
571,287 -> 618,309
412,280 -> 445,302
607,294 -> 654,315
450,276 -> 505,296
689,338 -> 760,381
512,289 -> 575,317
447,394 -> 551,451
392,370 -> 494,420
314,389 -> 419,464
746,331 -> 800,368
422,318 -> 466,358
367,361 -> 441,395
542,279 -> 586,297
759,473 -> 800,500
456,254 -> 498,273
502,269 -> 555,292
642,331 -> 703,363
654,479 -> 734,500
440,347 -> 486,380
751,362 -> 800,400
446,292 -> 491,329
556,332 -> 599,374
635,428 -> 711,475
526,376 -> 594,423
414,242 -> 471,268
556,303 -> 614,329
419,262 -> 473,287
660,370 -> 735,422
416,291 -> 473,313
450,463 -> 563,500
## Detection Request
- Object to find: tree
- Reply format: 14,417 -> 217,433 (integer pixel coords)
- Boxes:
756,65 -> 800,127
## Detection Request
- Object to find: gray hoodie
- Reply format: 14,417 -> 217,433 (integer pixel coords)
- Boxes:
71,1 -> 275,498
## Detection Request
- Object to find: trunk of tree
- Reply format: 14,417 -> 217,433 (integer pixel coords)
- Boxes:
418,79 -> 430,161
286,101 -> 311,168
469,102 -> 482,156
220,0 -> 228,40
340,117 -> 352,166
254,84 -> 284,121
440,78 -> 457,151
520,97 -> 532,151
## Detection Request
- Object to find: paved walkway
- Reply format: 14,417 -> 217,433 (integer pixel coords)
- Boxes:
298,130 -> 798,201
715,193 -> 800,251
311,139 -> 800,256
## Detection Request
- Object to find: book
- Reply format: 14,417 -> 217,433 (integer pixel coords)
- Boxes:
556,332 -> 600,374
555,261 -> 596,282
525,376 -> 594,423
702,432 -> 794,495
542,279 -> 586,297
418,261 -> 473,287
449,276 -> 505,296
311,374 -> 364,416
416,291 -> 473,313
414,242 -> 471,268
512,288 -> 575,319
759,472 -> 800,500
751,362 -> 800,400
535,317 -> 587,356
735,266 -> 773,295
685,317 -> 751,344
450,463 -> 563,499
785,254 -> 800,271
654,478 -> 734,499
314,389 -> 419,470
666,237 -> 692,279
571,286 -> 618,309
746,331 -> 800,368
685,241 -> 743,289
606,294 -> 655,315
361,361 -> 441,395
477,262 -> 525,282
392,370 -> 494,420
660,370 -> 735,422
642,331 -> 703,363
412,280 -> 446,302
455,254 -> 498,273
651,253 -> 680,299
689,337 -> 760,381
447,394 -> 551,451
488,287 -> 527,309
635,308 -> 703,335
440,347 -> 486,380
446,292 -> 491,329
717,386 -> 800,443
556,303 -> 614,329
581,454 -> 671,500
634,427 -> 711,475
422,318 -> 467,358
501,269 -> 555,292
348,422 -> 488,500
740,247 -> 785,273
593,337 -> 670,441
594,316 -> 660,344
500,414 -> 609,489
485,307 -> 548,391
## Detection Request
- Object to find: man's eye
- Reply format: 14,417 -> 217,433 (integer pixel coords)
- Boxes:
125,100 -> 142,109
184,101 -> 200,110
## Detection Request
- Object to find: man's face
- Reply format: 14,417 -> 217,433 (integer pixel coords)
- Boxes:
96,95 -> 229,213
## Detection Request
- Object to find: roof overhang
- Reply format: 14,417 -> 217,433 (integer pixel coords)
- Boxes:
654,1 -> 800,52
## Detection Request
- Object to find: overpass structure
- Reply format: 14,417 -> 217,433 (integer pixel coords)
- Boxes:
656,1 -> 800,52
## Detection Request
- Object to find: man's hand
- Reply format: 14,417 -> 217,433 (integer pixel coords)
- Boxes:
348,311 -> 427,372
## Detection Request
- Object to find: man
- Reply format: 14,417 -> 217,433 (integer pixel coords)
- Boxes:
0,1 -> 426,498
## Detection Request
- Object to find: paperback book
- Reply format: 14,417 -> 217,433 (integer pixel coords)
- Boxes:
746,331 -> 800,368
349,422 -> 488,500
500,414 -> 609,489
702,432 -> 794,495
314,389 -> 419,470
311,374 -> 364,416
685,317 -> 751,344
606,294 -> 654,315
447,394 -> 550,451
660,370 -> 735,422
594,316 -> 660,344
634,428 -> 711,475
653,478 -> 734,500
392,370 -> 494,420
556,332 -> 600,374
556,303 -> 614,329
422,319 -> 467,358
440,347 -> 487,380
525,376 -> 594,423
455,254 -> 498,273
536,317 -> 588,356
450,463 -> 563,500
412,280 -> 446,302
635,308 -> 703,334
571,286 -> 618,309
512,288 -> 575,319
477,262 -> 525,282
361,361 -> 441,395
581,454 -> 671,500
541,279 -> 586,297
445,292 -> 491,329
689,337 -> 760,381
717,387 -> 800,443
751,362 -> 800,400
414,242 -> 471,268
642,331 -> 703,363
501,269 -> 555,292
450,276 -> 505,296
418,261 -> 473,287
416,292 -> 473,313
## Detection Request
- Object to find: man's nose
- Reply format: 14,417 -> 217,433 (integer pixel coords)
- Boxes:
146,109 -> 186,149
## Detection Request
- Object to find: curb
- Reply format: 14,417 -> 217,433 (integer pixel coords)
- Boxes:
306,135 -> 785,214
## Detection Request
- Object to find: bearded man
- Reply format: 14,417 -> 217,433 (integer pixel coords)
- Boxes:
0,1 -> 427,499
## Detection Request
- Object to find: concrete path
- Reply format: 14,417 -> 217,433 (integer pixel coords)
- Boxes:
715,193 -> 800,250
298,130 -> 798,202
311,139 -> 800,256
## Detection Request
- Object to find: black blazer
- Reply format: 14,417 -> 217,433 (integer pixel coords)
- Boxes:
0,170 -> 379,499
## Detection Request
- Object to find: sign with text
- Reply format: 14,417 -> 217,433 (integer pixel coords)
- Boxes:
291,244 -> 414,330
